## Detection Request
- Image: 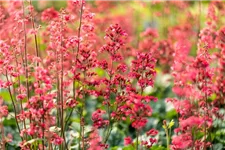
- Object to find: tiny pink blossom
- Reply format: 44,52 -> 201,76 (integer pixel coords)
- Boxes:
124,136 -> 132,145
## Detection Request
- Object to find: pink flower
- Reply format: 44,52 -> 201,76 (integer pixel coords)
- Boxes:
16,94 -> 26,100
146,129 -> 158,136
41,7 -> 59,22
141,28 -> 158,38
124,136 -> 132,145
172,99 -> 192,116
51,134 -> 64,145
88,129 -> 104,150
171,133 -> 192,149
0,106 -> 8,117
131,118 -> 148,129
0,98 -> 8,118
92,109 -> 109,128
180,116 -> 203,129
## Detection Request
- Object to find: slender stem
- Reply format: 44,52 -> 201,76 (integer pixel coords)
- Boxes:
136,130 -> 139,150
48,139 -> 52,150
29,0 -> 39,64
60,24 -> 64,147
60,42 -> 67,150
203,68 -> 208,150
191,128 -> 195,150
78,108 -> 83,150
103,57 -> 114,144
14,53 -> 27,134
27,1 -> 45,148
81,71 -> 87,150
1,121 -> 5,150
58,12 -> 68,150
135,74 -> 144,150
65,97 -> 81,130
208,126 -> 214,150
165,128 -> 169,150
75,1 -> 83,57
5,71 -> 22,141
71,1 -> 83,149
22,0 -> 30,100
65,109 -> 74,130
103,125 -> 112,144
22,0 -> 33,128
54,37 -> 62,150
72,0 -> 84,103
80,113 -> 84,150
82,125 -> 85,150
56,47 -> 61,127
41,101 -> 45,150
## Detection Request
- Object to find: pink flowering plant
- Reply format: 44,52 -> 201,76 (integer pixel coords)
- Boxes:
0,0 -> 225,150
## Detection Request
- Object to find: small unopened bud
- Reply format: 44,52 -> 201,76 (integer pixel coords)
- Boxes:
163,120 -> 167,126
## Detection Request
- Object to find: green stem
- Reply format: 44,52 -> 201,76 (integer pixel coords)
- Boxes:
136,130 -> 139,150
72,3 -> 83,148
165,128 -> 170,150
5,72 -> 22,141
103,58 -> 114,144
78,108 -> 83,150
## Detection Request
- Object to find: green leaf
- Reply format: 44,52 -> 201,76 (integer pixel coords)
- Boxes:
150,145 -> 167,150
122,145 -> 135,150
0,90 -> 11,102
3,117 -> 17,127
209,93 -> 216,102
5,143 -> 21,150
111,146 -> 120,150
213,143 -> 224,150
95,67 -> 106,77
165,110 -> 177,119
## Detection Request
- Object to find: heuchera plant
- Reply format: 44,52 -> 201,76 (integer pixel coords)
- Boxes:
0,0 -> 158,150
0,0 -> 225,150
